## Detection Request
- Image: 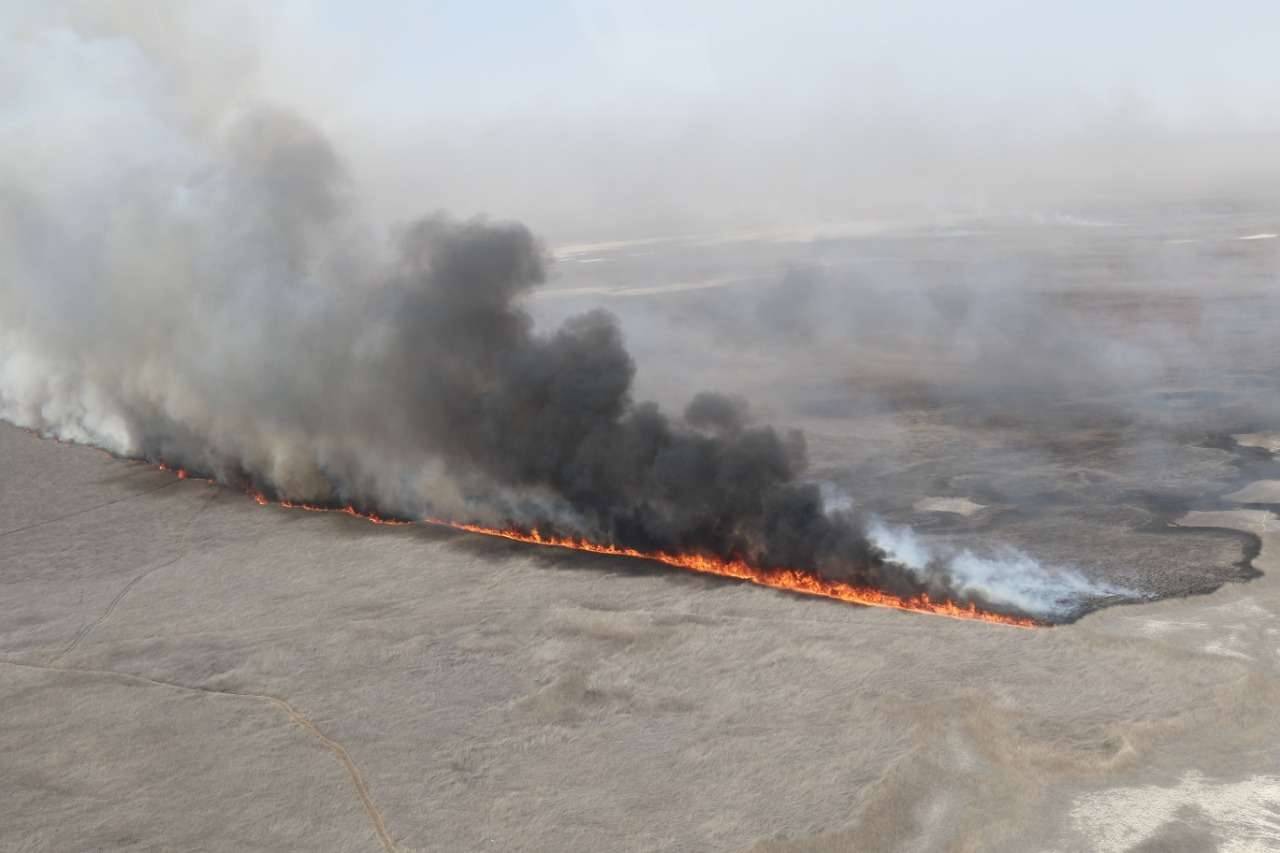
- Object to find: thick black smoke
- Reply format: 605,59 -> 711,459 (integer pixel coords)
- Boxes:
367,216 -> 896,587
0,87 -> 920,597
0,16 -> 1057,617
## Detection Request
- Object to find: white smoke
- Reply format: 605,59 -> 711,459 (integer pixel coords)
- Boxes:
867,518 -> 1137,619
0,344 -> 134,453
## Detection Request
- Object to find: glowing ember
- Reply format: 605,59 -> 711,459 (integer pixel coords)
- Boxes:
157,463 -> 1040,628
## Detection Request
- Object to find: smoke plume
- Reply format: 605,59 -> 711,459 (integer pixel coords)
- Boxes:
867,520 -> 1138,618
0,101 -> 896,591
0,8 -> 1134,623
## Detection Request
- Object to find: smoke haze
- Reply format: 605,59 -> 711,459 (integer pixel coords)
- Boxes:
2,4 -> 915,614
10,8 -> 1280,853
4,2 -> 1278,622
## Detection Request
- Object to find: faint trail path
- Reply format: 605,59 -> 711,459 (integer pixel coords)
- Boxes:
0,660 -> 401,853
0,478 -> 180,539
264,694 -> 399,852
51,550 -> 190,664
50,490 -> 219,664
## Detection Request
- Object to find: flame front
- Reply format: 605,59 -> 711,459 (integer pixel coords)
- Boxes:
162,464 -> 1041,628
428,520 -> 1041,628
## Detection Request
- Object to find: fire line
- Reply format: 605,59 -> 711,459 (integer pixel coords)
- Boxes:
160,464 -> 1041,628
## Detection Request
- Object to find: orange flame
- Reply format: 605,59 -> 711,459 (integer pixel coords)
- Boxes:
159,464 -> 1040,628
426,519 -> 1040,628
279,498 -> 412,525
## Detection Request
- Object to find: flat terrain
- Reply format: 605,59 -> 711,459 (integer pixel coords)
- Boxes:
4,418 -> 1280,852
6,213 -> 1280,851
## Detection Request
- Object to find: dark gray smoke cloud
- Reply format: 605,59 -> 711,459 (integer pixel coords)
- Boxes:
2,7 -> 1156,623
0,24 -> 923,609
375,216 -> 887,582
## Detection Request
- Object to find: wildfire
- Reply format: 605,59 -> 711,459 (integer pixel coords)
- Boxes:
158,462 -> 210,484
427,520 -> 1040,628
279,498 -> 412,526
161,464 -> 1040,628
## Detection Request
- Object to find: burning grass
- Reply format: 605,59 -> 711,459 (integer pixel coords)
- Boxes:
153,463 -> 1041,629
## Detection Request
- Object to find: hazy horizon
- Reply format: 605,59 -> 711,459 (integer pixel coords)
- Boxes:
7,4 -> 1280,852
7,1 -> 1280,243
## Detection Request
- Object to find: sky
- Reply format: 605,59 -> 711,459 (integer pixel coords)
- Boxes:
7,0 -> 1280,240
257,1 -> 1280,125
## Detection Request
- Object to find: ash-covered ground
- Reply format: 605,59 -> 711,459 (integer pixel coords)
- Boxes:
5,212 -> 1280,851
